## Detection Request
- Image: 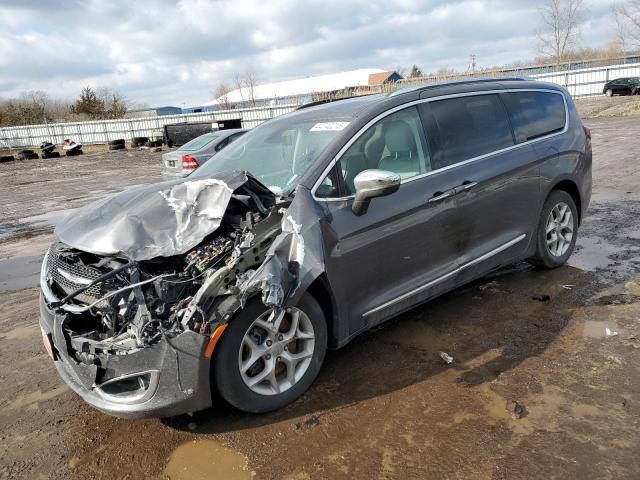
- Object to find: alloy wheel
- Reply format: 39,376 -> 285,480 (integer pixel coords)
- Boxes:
545,202 -> 574,257
238,308 -> 315,396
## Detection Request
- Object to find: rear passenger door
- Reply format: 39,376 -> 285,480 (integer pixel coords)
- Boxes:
419,92 -> 541,273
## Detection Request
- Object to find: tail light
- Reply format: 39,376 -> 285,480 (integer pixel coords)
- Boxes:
583,126 -> 592,140
181,154 -> 198,171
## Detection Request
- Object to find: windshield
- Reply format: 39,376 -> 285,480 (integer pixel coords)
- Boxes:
192,115 -> 350,194
180,132 -> 221,151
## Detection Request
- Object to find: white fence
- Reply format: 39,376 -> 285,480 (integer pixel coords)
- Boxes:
0,104 -> 297,149
2,61 -> 639,149
394,62 -> 640,97
532,62 -> 640,97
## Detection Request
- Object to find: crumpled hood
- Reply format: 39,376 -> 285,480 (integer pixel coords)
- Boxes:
55,171 -> 273,261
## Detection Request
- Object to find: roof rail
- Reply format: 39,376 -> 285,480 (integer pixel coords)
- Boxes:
295,94 -> 376,110
389,76 -> 530,97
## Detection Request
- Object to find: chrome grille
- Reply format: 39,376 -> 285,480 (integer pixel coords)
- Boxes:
47,244 -> 106,305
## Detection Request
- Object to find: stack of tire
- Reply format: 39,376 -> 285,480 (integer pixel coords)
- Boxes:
108,138 -> 126,150
131,136 -> 148,148
0,154 -> 15,163
40,142 -> 60,159
131,136 -> 163,148
17,149 -> 39,160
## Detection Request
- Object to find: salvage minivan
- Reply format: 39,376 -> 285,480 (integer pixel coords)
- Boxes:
39,78 -> 591,418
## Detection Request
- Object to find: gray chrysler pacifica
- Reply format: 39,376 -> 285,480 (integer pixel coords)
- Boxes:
39,78 -> 591,418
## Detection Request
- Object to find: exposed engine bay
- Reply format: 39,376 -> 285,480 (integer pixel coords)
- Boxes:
41,172 -> 298,367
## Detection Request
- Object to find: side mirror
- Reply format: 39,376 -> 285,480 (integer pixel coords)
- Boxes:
352,169 -> 401,216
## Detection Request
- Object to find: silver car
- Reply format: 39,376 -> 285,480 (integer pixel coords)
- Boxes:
162,129 -> 246,179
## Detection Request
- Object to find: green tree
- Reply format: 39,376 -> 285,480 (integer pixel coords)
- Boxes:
409,65 -> 423,78
71,87 -> 105,118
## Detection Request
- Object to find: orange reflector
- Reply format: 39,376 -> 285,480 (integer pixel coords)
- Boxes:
204,324 -> 228,359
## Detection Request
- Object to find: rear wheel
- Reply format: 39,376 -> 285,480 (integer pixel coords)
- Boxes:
528,190 -> 578,269
212,293 -> 327,413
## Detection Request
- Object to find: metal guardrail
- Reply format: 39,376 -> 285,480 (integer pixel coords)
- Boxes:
2,61 -> 639,149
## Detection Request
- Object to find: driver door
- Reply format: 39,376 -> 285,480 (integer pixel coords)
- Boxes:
316,106 -> 467,337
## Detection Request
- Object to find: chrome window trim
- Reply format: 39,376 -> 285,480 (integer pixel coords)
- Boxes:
311,88 -> 569,202
362,233 -> 527,317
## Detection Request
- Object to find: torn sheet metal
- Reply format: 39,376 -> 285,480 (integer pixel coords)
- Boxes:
55,171 -> 249,261
239,186 -> 325,308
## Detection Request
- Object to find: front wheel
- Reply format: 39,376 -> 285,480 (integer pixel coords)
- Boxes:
528,190 -> 579,269
212,293 -> 327,413
605,89 -> 613,97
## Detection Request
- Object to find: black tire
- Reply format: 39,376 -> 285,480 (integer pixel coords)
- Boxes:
65,149 -> 83,156
131,136 -> 149,148
18,152 -> 38,160
0,155 -> 14,162
43,151 -> 60,159
108,139 -> 125,146
528,190 -> 579,269
212,293 -> 327,413
108,144 -> 125,151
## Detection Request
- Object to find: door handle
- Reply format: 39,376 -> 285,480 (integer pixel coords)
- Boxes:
428,189 -> 455,203
454,181 -> 478,194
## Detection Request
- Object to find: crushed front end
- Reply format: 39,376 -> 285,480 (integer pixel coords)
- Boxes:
39,172 -> 289,418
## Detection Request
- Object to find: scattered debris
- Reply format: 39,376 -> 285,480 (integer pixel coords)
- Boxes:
62,138 -> 83,156
607,355 -> 623,366
562,284 -> 576,290
478,281 -> 500,292
531,293 -> 551,302
605,327 -> 619,337
439,352 -> 454,364
292,415 -> 320,430
508,401 -> 527,419
593,294 -> 640,306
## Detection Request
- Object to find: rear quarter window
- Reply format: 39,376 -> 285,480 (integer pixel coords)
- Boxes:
503,91 -> 566,143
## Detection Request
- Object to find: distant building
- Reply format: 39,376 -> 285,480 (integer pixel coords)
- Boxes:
367,70 -> 403,85
190,68 -> 403,111
125,106 -> 182,118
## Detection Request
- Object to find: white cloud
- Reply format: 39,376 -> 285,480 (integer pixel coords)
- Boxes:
0,0 -> 621,107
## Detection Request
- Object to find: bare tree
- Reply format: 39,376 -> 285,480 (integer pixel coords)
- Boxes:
613,1 -> 640,49
537,0 -> 585,71
232,69 -> 260,107
244,69 -> 259,107
213,82 -> 235,110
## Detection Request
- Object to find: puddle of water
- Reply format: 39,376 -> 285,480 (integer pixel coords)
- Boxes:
0,207 -> 76,242
163,439 -> 253,480
0,255 -> 43,293
582,319 -> 622,338
569,236 -> 634,271
20,208 -> 76,229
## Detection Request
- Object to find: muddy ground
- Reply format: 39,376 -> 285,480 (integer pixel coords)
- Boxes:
0,116 -> 639,479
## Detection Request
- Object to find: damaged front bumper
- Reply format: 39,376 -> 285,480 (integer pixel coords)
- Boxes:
39,293 -> 212,419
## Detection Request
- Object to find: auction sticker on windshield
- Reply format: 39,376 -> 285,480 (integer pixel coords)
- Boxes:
310,122 -> 350,131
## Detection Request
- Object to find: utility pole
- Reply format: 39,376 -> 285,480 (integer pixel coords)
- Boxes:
468,54 -> 477,73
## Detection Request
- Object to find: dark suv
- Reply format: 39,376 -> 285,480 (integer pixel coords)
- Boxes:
603,76 -> 640,96
39,78 -> 591,418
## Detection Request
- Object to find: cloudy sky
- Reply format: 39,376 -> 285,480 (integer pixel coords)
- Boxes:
0,0 -> 618,107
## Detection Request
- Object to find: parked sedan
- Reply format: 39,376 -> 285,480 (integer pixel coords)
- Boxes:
162,129 -> 246,178
40,78 -> 591,418
603,77 -> 640,96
